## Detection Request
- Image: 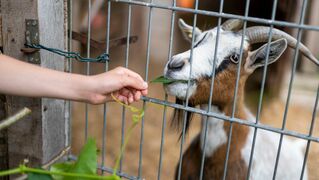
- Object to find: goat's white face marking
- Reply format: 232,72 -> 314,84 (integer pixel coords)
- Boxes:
164,27 -> 249,100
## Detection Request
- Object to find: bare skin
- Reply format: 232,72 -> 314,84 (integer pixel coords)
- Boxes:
0,54 -> 148,105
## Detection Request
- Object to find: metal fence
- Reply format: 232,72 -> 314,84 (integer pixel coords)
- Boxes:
68,0 -> 319,179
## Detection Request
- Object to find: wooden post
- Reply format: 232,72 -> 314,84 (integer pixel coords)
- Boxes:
0,95 -> 8,179
0,0 -> 69,169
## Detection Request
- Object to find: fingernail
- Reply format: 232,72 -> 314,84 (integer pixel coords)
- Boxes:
143,82 -> 148,88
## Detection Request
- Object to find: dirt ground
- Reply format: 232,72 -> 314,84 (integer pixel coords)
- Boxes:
71,61 -> 319,180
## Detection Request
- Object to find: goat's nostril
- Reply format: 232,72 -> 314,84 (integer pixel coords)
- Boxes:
168,60 -> 185,70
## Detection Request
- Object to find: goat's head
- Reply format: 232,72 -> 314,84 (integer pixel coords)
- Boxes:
164,19 -> 319,131
164,19 -> 318,107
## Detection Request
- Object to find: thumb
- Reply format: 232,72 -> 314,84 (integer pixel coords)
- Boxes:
121,76 -> 148,90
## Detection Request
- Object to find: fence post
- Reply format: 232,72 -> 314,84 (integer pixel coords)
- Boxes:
0,0 -> 69,169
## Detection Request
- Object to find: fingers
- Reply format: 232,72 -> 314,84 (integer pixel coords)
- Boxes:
134,91 -> 141,101
121,75 -> 148,91
141,89 -> 148,96
121,67 -> 144,82
117,88 -> 145,104
117,95 -> 129,105
115,67 -> 148,90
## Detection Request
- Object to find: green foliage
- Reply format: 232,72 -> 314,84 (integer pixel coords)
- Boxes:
48,138 -> 98,180
70,138 -> 97,175
27,173 -> 53,180
50,162 -> 73,180
151,76 -> 188,84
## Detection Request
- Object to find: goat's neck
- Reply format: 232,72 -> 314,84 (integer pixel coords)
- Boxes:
199,97 -> 250,157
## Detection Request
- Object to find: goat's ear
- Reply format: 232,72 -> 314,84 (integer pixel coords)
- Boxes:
178,18 -> 202,43
245,38 -> 287,72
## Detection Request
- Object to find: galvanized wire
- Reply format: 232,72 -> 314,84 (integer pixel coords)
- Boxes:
222,0 -> 253,178
177,0 -> 199,179
300,85 -> 319,179
272,0 -> 308,178
101,0 -> 111,171
119,1 -> 133,172
112,0 -> 319,31
137,0 -> 154,177
157,0 -> 176,179
245,0 -> 279,178
85,0 -> 92,142
67,0 -> 73,150
142,96 -> 319,143
71,0 -> 319,179
199,0 -> 225,179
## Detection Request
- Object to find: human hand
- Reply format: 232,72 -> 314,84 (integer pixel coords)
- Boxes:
87,67 -> 148,105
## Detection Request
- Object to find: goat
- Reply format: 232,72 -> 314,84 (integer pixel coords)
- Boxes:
163,19 -> 319,180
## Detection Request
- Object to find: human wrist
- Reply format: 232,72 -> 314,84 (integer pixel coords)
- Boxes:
74,75 -> 107,104
66,74 -> 95,103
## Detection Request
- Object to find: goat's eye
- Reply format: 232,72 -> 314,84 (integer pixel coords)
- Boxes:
230,54 -> 239,64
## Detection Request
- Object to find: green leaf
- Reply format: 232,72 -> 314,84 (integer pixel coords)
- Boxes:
69,138 -> 97,176
28,172 -> 53,180
150,76 -> 188,84
50,162 -> 74,180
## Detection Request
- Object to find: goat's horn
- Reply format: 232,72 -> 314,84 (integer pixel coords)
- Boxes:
240,26 -> 319,66
221,19 -> 243,31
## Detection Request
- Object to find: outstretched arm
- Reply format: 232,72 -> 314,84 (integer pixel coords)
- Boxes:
0,54 -> 148,104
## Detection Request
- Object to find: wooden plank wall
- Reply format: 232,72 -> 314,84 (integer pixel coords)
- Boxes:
0,0 -> 69,171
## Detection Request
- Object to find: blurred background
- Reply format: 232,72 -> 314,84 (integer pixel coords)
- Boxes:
69,0 -> 319,179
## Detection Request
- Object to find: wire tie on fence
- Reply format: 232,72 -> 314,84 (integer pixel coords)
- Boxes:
25,43 -> 109,63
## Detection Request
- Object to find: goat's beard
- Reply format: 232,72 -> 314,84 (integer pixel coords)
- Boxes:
171,98 -> 195,139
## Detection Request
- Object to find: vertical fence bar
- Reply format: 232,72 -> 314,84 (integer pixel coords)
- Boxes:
245,0 -> 279,178
221,0 -> 255,177
198,0 -> 226,179
101,0 -> 111,171
300,85 -> 319,179
138,0 -> 154,178
157,1 -> 176,179
272,0 -> 308,178
119,0 -> 133,173
177,0 -> 200,179
67,0 -> 73,150
85,0 -> 92,141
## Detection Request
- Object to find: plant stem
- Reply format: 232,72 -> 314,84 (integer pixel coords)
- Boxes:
112,122 -> 138,175
0,107 -> 31,131
0,168 -> 20,176
0,165 -> 118,180
111,93 -> 143,176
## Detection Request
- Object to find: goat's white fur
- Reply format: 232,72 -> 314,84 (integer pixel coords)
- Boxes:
200,104 -> 227,156
242,109 -> 307,180
199,104 -> 308,180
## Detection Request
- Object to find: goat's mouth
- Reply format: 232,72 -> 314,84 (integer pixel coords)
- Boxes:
163,75 -> 196,85
166,79 -> 195,84
163,79 -> 197,100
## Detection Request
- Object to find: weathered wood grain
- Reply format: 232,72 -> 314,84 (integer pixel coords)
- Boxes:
0,0 -> 69,170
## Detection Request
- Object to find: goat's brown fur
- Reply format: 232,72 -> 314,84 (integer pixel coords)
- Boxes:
174,51 -> 252,180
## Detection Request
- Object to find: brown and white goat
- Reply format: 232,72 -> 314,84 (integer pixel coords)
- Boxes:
164,19 -> 319,180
